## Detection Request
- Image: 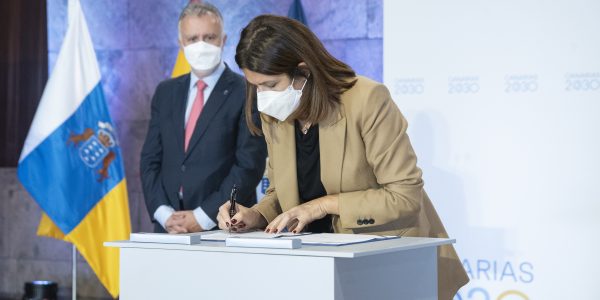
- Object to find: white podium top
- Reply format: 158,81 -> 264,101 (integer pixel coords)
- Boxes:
105,236 -> 454,258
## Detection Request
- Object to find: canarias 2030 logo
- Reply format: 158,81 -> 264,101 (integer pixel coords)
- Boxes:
454,258 -> 533,300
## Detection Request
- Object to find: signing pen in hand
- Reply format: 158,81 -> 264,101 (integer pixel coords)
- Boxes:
229,184 -> 238,219
228,184 -> 238,233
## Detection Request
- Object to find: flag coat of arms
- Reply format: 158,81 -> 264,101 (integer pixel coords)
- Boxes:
17,0 -> 130,297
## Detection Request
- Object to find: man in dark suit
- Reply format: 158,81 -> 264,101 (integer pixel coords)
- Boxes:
140,2 -> 266,233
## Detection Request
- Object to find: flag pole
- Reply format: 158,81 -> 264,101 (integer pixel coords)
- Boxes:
72,244 -> 77,300
69,1 -> 78,296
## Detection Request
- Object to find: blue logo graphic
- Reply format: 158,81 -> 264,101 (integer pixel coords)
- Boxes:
449,76 -> 480,94
454,258 -> 534,300
393,78 -> 425,95
565,72 -> 600,92
505,75 -> 538,93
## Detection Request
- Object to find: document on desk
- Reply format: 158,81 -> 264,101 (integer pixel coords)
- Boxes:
281,233 -> 398,246
201,231 -> 398,246
200,230 -> 306,241
129,232 -> 204,245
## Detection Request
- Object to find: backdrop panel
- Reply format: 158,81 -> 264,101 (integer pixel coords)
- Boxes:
384,1 -> 600,299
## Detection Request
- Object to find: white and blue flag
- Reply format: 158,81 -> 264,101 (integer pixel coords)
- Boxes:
17,0 -> 130,297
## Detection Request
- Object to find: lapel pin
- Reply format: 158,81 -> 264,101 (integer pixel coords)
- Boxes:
224,90 -> 229,95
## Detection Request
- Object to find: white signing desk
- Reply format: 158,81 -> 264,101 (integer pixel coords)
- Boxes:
105,236 -> 454,300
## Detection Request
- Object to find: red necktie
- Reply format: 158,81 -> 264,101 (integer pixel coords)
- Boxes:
185,80 -> 207,151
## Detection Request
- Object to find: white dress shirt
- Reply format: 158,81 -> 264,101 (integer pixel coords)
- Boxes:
154,61 -> 226,231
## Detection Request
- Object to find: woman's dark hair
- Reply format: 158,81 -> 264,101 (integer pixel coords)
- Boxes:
235,15 -> 357,135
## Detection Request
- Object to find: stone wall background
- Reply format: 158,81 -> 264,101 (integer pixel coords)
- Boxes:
0,0 -> 382,298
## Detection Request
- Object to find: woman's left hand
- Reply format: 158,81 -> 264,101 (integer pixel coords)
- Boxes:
265,195 -> 338,233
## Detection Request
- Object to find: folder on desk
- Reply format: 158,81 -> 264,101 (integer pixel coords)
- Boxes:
225,237 -> 302,249
129,232 -> 203,245
202,231 -> 398,247
282,233 -> 398,246
200,230 -> 306,241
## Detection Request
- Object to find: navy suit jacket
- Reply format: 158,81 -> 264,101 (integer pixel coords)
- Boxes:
140,66 -> 267,230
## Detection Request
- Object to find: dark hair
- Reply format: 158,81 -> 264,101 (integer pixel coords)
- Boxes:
235,15 -> 357,135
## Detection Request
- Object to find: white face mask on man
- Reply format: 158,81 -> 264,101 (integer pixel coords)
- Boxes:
257,77 -> 308,122
183,41 -> 222,72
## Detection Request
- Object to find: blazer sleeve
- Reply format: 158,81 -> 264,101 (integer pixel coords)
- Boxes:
337,84 -> 424,229
252,115 -> 283,223
140,82 -> 170,219
198,98 -> 267,222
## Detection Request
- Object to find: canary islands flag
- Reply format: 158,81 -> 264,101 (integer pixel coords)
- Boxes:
17,0 -> 130,297
171,49 -> 191,78
170,0 -> 194,78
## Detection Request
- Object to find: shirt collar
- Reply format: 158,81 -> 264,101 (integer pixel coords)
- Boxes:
189,61 -> 226,91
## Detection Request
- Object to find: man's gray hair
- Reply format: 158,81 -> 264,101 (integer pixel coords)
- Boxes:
179,2 -> 224,25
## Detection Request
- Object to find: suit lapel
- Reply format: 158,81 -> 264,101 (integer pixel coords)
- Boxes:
273,106 -> 346,209
173,74 -> 190,157
184,67 -> 235,160
319,107 -> 346,195
272,121 -> 301,211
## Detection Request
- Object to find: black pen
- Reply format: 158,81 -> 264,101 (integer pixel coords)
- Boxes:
229,184 -> 238,218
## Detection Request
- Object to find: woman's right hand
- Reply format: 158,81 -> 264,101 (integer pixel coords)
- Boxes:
217,202 -> 268,232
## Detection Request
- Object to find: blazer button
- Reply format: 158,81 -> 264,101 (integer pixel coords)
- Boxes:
181,164 -> 186,172
357,219 -> 363,225
369,218 -> 375,224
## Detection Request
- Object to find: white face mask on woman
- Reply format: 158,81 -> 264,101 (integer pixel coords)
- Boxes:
257,77 -> 308,122
183,41 -> 222,72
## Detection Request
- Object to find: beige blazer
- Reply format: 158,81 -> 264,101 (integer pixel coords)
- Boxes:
254,76 -> 469,300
